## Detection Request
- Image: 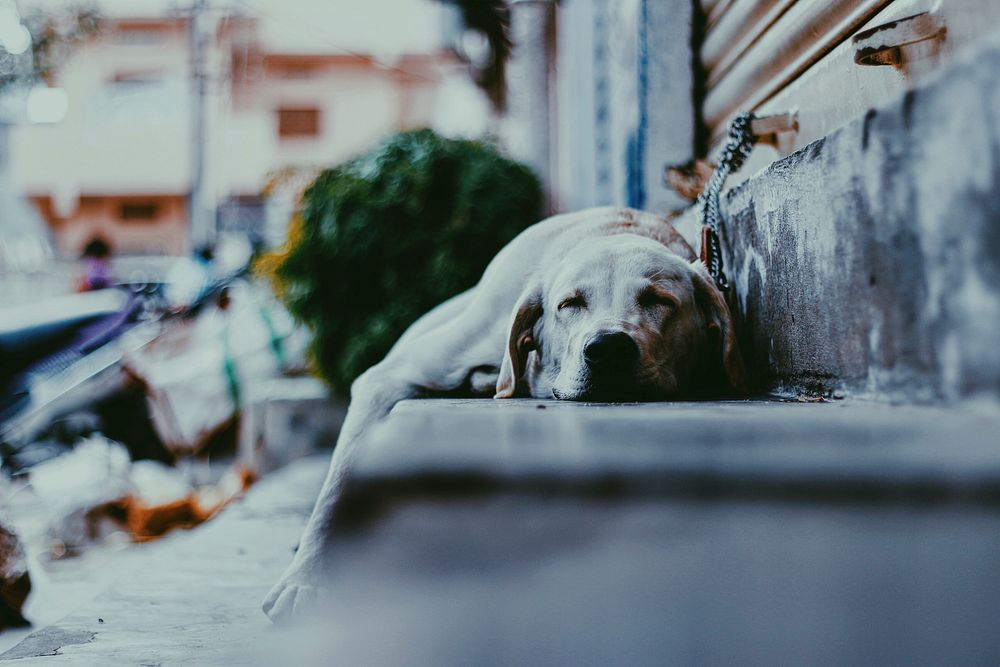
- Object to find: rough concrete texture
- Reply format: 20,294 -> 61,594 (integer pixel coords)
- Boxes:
0,457 -> 323,665
705,32 -> 1000,401
251,399 -> 1000,666
4,400 -> 1000,664
262,498 -> 1000,667
345,399 -> 1000,498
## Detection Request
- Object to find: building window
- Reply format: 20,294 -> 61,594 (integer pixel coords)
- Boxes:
120,202 -> 160,221
113,24 -> 170,45
275,65 -> 315,80
277,107 -> 321,139
112,70 -> 164,87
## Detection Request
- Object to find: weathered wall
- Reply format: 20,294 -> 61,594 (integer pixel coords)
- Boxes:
552,0 -> 693,214
504,0 -> 557,209
705,34 -> 1000,401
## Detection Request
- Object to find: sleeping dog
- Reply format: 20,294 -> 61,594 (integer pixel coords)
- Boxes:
263,206 -> 747,621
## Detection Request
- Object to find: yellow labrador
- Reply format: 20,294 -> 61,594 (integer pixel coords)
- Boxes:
263,206 -> 747,621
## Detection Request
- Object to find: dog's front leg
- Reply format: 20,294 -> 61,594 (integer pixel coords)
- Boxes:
261,283 -> 506,622
261,367 -> 416,622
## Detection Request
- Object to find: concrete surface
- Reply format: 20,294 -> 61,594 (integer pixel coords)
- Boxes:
346,399 -> 1000,498
280,399 -> 1000,666
0,456 -> 325,665
673,31 -> 1000,402
263,497 -> 1000,667
3,399 -> 1000,665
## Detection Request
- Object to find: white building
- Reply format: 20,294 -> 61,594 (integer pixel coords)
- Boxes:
8,0 -> 490,256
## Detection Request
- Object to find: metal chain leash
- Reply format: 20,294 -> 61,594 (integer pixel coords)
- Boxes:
698,112 -> 756,290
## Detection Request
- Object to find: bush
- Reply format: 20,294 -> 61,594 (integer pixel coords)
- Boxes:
260,129 -> 544,395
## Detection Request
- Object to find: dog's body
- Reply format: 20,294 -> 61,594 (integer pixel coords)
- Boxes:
263,206 -> 746,621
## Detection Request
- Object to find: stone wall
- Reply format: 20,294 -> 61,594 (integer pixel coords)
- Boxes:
707,34 -> 1000,401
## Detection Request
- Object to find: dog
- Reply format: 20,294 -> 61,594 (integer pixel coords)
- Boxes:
262,206 -> 747,621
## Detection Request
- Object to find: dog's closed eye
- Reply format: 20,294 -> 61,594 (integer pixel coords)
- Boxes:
637,287 -> 678,312
558,294 -> 587,311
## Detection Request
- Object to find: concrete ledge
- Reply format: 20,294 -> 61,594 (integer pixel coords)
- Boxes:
282,496 -> 1000,666
337,398 -> 1000,510
674,32 -> 1000,401
6,401 -> 999,665
300,399 -> 1000,666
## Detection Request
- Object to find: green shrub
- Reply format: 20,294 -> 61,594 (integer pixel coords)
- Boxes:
262,129 -> 544,395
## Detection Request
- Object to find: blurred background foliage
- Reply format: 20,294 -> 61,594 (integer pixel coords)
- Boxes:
258,129 -> 543,396
0,3 -> 102,93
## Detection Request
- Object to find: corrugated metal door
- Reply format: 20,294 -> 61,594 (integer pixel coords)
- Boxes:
699,0 -> 1000,178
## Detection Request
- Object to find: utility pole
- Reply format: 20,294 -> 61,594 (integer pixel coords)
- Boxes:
188,0 -> 214,252
502,0 -> 557,214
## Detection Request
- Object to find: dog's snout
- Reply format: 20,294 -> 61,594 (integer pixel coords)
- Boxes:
583,331 -> 639,368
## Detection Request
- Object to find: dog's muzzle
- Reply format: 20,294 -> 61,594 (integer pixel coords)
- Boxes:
583,331 -> 642,396
554,332 -> 647,401
583,331 -> 639,371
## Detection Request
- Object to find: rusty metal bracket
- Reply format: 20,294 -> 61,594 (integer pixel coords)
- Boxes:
749,111 -> 799,147
853,11 -> 947,68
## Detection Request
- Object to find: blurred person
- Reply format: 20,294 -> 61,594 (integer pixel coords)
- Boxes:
77,236 -> 113,292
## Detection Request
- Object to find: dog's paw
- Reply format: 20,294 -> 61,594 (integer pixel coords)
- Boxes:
262,576 -> 322,623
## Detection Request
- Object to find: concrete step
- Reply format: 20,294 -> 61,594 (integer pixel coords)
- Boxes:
344,398 -> 1000,502
292,495 -> 1000,667
4,400 -> 999,665
297,398 -> 1000,666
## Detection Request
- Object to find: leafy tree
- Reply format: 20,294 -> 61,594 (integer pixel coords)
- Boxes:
260,129 -> 543,395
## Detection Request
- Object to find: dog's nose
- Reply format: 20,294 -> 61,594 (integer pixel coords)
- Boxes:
583,331 -> 639,369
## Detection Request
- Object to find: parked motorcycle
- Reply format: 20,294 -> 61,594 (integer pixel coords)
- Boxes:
0,283 -> 167,473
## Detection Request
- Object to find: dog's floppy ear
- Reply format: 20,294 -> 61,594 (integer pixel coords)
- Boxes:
495,284 -> 543,399
691,261 -> 749,394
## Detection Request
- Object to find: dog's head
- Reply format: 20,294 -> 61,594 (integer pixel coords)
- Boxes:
495,235 -> 747,400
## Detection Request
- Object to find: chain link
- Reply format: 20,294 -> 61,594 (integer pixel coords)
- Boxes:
698,112 -> 756,290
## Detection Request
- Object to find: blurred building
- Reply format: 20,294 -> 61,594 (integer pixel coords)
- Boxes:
9,0 -> 489,257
